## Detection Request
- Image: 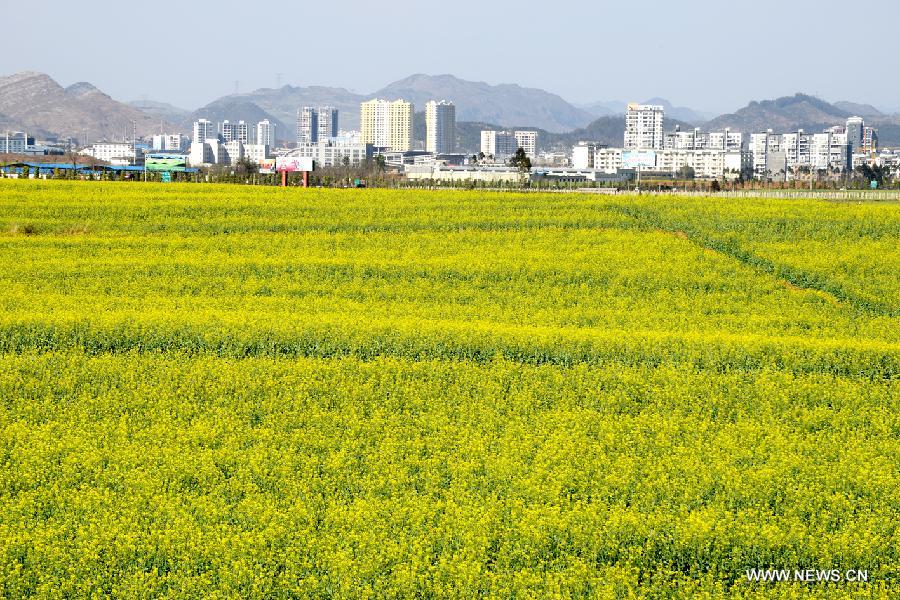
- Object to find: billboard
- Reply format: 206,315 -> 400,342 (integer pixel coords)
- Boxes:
622,150 -> 656,169
258,158 -> 276,174
275,156 -> 314,172
145,153 -> 188,172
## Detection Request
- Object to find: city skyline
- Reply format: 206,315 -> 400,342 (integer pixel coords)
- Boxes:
3,0 -> 899,114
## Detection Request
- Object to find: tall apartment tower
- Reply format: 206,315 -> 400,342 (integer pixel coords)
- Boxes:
846,116 -> 864,152
298,107 -> 318,144
298,107 -> 339,144
361,98 -> 414,152
425,100 -> 456,154
316,107 -> 338,141
256,120 -> 276,147
624,103 -> 665,150
235,121 -> 249,144
193,119 -> 215,143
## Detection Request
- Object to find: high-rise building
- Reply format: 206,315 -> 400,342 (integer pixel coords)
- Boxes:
361,99 -> 413,152
236,121 -> 249,144
846,116 -> 864,152
624,103 -> 665,150
256,120 -> 276,147
316,107 -> 338,142
298,107 -> 339,144
298,107 -> 318,144
425,100 -> 456,154
192,119 -> 215,144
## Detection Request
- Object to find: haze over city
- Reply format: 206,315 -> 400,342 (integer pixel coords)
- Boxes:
4,0 -> 899,113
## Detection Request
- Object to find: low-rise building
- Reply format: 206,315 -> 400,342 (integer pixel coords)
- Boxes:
82,142 -> 143,164
243,144 -> 270,164
1,131 -> 34,154
151,134 -> 188,151
290,139 -> 373,167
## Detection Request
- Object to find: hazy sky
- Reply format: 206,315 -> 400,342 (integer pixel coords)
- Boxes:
4,0 -> 898,113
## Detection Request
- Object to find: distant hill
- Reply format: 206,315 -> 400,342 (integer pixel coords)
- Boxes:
195,74 -> 597,138
0,71 -> 178,140
227,85 -> 366,131
538,115 -> 695,151
643,97 -> 713,124
128,100 -> 191,127
579,98 -> 712,124
833,101 -> 884,118
576,101 -> 622,118
701,93 -> 900,146
373,74 -> 594,133
703,93 -> 851,133
186,96 -> 290,141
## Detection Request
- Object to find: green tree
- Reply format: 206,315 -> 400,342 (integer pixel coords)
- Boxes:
509,148 -> 531,175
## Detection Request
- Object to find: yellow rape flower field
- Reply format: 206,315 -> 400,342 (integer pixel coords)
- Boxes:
0,180 -> 897,598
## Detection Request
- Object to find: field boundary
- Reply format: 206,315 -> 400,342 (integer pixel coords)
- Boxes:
608,203 -> 898,318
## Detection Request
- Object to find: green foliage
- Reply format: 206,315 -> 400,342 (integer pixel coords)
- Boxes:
0,180 -> 897,597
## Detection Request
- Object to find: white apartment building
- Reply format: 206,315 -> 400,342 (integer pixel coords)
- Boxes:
594,148 -> 624,173
361,99 -> 413,152
425,100 -> 456,154
189,138 -> 225,166
664,128 -> 743,152
256,120 -> 276,147
223,140 -> 244,165
82,142 -> 142,164
480,130 -> 516,158
151,134 -> 188,151
655,149 -> 747,179
515,131 -> 537,159
751,129 -> 850,177
193,119 -> 215,144
572,142 -> 599,169
480,130 -> 536,159
624,103 -> 664,150
220,120 -> 249,144
244,144 -> 270,164
291,140 -> 373,167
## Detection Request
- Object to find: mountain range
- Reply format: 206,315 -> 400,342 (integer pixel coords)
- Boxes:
1,70 -> 898,151
0,71 -> 177,141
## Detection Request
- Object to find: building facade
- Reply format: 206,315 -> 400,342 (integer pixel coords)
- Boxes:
219,121 -> 249,144
515,131 -> 537,159
425,100 -> 456,154
664,128 -> 742,152
624,103 -> 665,150
82,143 -> 142,164
361,99 -> 413,152
750,128 -> 851,178
151,134 -> 188,151
297,107 -> 339,144
480,130 -> 535,159
290,140 -> 373,167
256,120 -> 275,147
192,119 -> 215,144
1,131 -> 32,154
